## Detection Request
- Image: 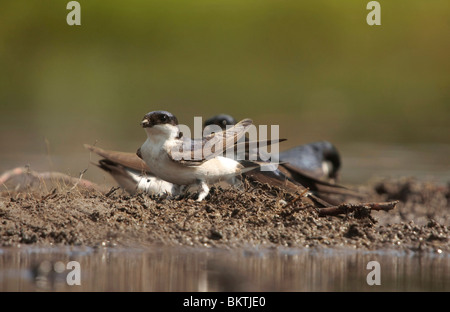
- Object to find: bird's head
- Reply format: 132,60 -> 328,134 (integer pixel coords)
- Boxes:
141,111 -> 178,128
141,111 -> 180,139
203,114 -> 236,130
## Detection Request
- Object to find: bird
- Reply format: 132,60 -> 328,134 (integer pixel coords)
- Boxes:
203,114 -> 341,181
202,114 -> 360,203
84,114 -> 282,198
85,144 -> 180,196
85,113 -> 357,204
279,141 -> 341,181
86,143 -> 339,207
137,110 -> 266,201
204,114 -> 236,129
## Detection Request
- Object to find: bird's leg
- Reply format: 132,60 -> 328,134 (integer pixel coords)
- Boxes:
196,180 -> 210,201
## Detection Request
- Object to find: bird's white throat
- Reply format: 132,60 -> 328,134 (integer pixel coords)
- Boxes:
145,124 -> 180,144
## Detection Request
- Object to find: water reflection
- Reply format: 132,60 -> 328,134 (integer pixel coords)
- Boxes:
0,246 -> 448,291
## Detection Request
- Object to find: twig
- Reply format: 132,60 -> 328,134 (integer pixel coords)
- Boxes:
317,200 -> 399,217
105,186 -> 120,198
41,188 -> 57,202
284,188 -> 310,208
69,168 -> 88,191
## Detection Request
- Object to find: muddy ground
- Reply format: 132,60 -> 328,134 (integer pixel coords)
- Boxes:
0,175 -> 448,253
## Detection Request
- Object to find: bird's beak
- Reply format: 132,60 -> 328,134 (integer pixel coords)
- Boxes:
141,118 -> 150,128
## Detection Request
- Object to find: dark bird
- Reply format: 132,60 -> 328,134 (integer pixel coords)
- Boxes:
203,114 -> 359,204
203,114 -> 341,180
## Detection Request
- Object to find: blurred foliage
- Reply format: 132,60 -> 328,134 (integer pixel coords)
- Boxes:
0,0 -> 449,157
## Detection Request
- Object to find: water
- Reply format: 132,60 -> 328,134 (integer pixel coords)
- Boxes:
0,246 -> 448,292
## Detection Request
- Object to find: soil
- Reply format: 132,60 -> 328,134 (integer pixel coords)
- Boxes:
0,175 -> 448,253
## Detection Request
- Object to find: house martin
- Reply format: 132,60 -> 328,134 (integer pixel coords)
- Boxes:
204,114 -> 341,181
138,111 -> 265,201
204,114 -> 359,202
84,144 -> 180,196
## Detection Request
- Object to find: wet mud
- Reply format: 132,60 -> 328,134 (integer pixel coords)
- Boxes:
0,177 -> 448,253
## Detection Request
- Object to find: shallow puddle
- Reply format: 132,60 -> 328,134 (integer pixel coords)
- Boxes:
0,246 -> 448,291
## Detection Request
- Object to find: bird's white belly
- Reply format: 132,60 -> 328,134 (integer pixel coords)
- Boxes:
196,157 -> 240,182
136,175 -> 177,195
141,140 -> 194,185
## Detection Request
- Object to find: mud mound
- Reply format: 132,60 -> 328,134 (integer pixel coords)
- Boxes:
0,178 -> 448,253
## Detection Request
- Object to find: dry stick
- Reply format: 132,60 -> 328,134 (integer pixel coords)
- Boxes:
317,200 -> 399,217
41,188 -> 57,202
69,168 -> 88,191
284,188 -> 310,208
105,186 -> 120,198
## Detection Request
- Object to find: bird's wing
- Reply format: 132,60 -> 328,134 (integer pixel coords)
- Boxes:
84,144 -> 152,174
168,118 -> 253,166
280,163 -> 362,197
279,141 -> 341,179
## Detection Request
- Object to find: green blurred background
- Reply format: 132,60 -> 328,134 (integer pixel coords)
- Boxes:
1,1 -> 449,184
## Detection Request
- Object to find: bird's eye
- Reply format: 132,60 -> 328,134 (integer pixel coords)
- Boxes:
161,115 -> 168,121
